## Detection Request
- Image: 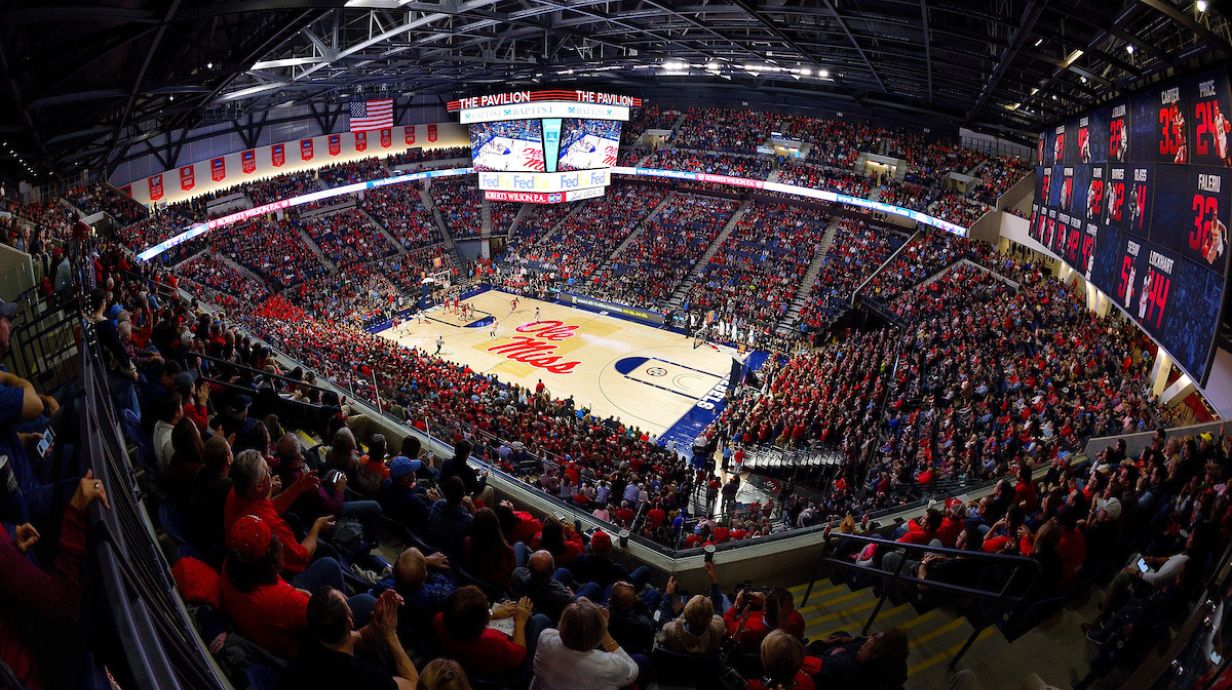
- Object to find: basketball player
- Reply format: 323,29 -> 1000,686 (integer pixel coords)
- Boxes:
1079,128 -> 1090,163
1123,262 -> 1136,309
1129,183 -> 1143,229
1138,272 -> 1151,320
435,335 -> 444,355
1086,179 -> 1100,219
510,296 -> 519,313
1204,208 -> 1227,265
1214,102 -> 1232,166
1170,102 -> 1187,164
534,306 -> 541,321
489,321 -> 498,340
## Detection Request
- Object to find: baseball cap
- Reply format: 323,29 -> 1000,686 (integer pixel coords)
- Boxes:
590,530 -> 613,554
389,456 -> 423,481
227,394 -> 253,413
0,298 -> 16,319
227,515 -> 272,560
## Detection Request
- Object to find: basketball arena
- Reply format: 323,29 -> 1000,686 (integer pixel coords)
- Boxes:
1,3 -> 1231,690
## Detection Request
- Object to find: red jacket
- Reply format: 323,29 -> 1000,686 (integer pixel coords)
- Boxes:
0,506 -> 87,690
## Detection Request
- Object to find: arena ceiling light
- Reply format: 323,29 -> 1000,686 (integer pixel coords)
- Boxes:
1197,0 -> 1208,11
1061,49 -> 1084,67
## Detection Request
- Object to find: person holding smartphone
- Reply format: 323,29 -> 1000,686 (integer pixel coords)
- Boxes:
1088,525 -> 1210,630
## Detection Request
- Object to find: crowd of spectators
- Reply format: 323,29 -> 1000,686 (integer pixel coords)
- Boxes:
972,154 -> 1033,206
360,183 -> 443,252
318,157 -> 389,188
683,201 -> 829,348
777,163 -> 873,198
208,219 -> 329,290
876,178 -> 937,213
930,192 -> 991,228
590,194 -> 739,307
641,148 -> 774,179
862,228 -> 970,306
65,182 -> 146,225
246,171 -> 322,207
501,184 -> 667,287
430,178 -> 484,239
177,253 -> 272,311
489,201 -> 519,237
797,218 -> 907,334
297,208 -> 400,269
622,104 -> 681,143
675,107 -> 776,153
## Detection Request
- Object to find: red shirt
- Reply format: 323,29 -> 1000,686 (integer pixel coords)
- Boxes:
1056,528 -> 1086,586
219,570 -> 308,659
224,490 -> 310,574
748,672 -> 816,690
1014,481 -> 1039,511
433,613 -> 526,678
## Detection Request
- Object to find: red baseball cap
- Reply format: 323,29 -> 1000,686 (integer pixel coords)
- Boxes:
227,514 -> 272,560
590,529 -> 612,554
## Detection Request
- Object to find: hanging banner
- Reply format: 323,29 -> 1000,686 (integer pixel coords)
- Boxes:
241,149 -> 256,174
120,184 -> 132,198
148,174 -> 163,201
355,131 -> 368,152
405,126 -> 416,146
427,123 -> 438,142
300,138 -> 314,161
328,134 -> 341,156
272,143 -> 285,167
210,157 -> 226,182
179,165 -> 195,191
380,128 -> 392,148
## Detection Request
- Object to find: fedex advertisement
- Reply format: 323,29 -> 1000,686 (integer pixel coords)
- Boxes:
558,119 -> 622,171
469,120 -> 546,172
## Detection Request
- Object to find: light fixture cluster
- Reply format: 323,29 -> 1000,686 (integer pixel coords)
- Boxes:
641,60 -> 830,80
3,141 -> 37,178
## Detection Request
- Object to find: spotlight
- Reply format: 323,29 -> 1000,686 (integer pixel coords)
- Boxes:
1197,0 -> 1207,11
1126,44 -> 1135,54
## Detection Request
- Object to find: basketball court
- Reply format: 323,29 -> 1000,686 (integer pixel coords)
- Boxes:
377,288 -> 741,439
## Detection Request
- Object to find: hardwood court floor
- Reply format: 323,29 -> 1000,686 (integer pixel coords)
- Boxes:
377,289 -> 739,437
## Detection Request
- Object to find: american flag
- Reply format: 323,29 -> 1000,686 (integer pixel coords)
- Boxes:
349,98 -> 393,132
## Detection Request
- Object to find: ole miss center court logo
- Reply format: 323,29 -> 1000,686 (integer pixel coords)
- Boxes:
487,320 -> 582,374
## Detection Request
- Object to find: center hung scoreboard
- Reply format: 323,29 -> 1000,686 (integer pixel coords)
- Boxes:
446,89 -> 642,204
1030,67 -> 1232,384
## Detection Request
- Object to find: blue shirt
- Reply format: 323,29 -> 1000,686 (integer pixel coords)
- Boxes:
427,500 -> 473,553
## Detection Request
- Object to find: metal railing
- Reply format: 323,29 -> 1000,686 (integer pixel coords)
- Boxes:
802,530 -> 1042,669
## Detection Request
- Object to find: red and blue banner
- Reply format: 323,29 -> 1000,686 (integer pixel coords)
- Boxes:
300,138 -> 314,161
355,131 -> 367,152
179,165 -> 195,191
271,144 -> 285,167
210,157 -> 226,182
241,149 -> 256,174
328,134 -> 341,156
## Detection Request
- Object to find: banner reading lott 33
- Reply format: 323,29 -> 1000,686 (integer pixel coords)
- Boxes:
1030,67 -> 1232,384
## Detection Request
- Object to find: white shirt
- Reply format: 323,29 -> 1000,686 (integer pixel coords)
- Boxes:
153,420 -> 176,471
1143,553 -> 1189,587
530,629 -> 639,690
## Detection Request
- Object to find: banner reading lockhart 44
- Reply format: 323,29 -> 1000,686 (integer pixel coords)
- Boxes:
1030,67 -> 1232,384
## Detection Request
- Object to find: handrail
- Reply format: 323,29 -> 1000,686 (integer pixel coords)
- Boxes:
803,529 -> 1044,669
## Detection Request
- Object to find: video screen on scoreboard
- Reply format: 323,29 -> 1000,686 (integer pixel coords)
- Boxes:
469,120 -> 546,172
557,119 -> 622,171
1030,67 -> 1232,384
